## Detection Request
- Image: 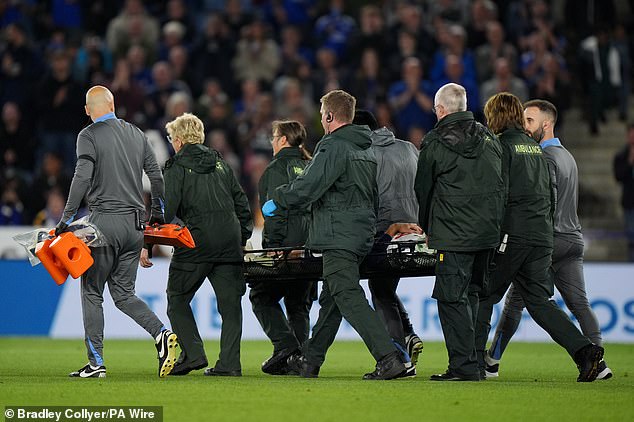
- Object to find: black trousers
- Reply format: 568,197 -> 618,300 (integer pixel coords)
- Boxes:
475,244 -> 590,371
433,249 -> 494,377
249,280 -> 316,352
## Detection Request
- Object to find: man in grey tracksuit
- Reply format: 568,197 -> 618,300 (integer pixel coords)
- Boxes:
352,110 -> 424,371
57,86 -> 177,378
484,99 -> 612,380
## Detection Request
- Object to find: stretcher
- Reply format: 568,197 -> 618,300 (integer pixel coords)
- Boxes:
36,231 -> 94,285
243,241 -> 436,283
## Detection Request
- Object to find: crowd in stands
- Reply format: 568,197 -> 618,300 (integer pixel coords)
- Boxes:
0,0 -> 630,227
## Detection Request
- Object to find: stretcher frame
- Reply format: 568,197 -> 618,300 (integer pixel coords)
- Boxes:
244,241 -> 436,283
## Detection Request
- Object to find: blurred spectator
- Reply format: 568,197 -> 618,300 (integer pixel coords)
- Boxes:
313,0 -> 356,60
480,57 -> 528,106
274,77 -> 315,120
531,54 -> 571,123
36,49 -> 85,175
388,57 -> 435,138
387,3 -> 436,72
223,0 -> 253,38
232,19 -> 281,87
196,78 -> 230,118
0,178 -> 25,225
465,0 -> 498,50
234,78 -> 261,127
168,45 -> 198,96
0,101 -> 35,173
191,12 -> 237,97
237,92 -> 275,155
29,152 -> 71,218
106,0 -> 160,61
475,20 -> 518,83
110,58 -> 145,127
161,0 -> 196,43
278,25 -> 314,72
143,61 -> 189,128
126,44 -> 153,92
613,124 -> 634,261
520,31 -> 566,89
613,24 -> 631,122
434,54 -> 481,116
347,5 -> 388,67
386,30 -> 421,85
429,24 -> 478,89
311,46 -> 345,101
348,47 -> 388,112
579,26 -> 621,135
74,35 -> 113,85
32,185 -> 66,227
0,22 -> 43,105
158,20 -> 186,62
564,0 -> 616,41
374,100 -> 396,133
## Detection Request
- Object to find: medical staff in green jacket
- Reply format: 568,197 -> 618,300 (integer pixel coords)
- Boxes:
263,90 -> 406,380
415,83 -> 505,381
141,113 -> 253,377
250,120 -> 316,375
475,92 -> 603,383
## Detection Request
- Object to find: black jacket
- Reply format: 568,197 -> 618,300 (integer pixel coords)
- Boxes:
164,143 -> 253,263
415,111 -> 505,251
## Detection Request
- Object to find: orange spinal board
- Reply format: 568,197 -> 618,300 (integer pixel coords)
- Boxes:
35,238 -> 70,285
143,224 -> 196,248
49,232 -> 95,279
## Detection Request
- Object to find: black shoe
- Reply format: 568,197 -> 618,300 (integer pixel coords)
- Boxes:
170,357 -> 208,376
287,353 -> 320,378
430,370 -> 480,381
363,351 -> 406,380
203,367 -> 242,377
574,343 -> 604,382
155,329 -> 179,378
262,347 -> 299,375
69,363 -> 106,378
596,360 -> 613,380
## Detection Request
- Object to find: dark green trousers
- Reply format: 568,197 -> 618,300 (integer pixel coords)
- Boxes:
475,244 -> 590,369
433,249 -> 493,378
303,250 -> 396,367
167,261 -> 246,371
249,280 -> 316,352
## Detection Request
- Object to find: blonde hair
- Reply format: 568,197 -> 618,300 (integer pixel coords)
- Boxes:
165,112 -> 205,145
484,92 -> 525,135
320,89 -> 356,124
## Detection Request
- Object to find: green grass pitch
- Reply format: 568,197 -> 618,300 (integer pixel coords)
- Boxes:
1,339 -> 633,421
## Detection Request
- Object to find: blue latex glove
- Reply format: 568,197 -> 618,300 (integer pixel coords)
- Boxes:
262,200 -> 277,217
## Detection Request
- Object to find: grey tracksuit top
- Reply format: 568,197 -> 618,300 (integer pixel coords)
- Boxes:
61,116 -> 164,222
370,127 -> 420,233
541,138 -> 583,245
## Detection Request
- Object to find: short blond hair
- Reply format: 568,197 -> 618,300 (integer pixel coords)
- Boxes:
165,112 -> 205,145
320,89 -> 356,124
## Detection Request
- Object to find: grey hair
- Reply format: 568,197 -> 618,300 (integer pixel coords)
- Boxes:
434,83 -> 467,113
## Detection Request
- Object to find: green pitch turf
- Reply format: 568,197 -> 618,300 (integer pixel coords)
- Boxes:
1,339 -> 632,421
